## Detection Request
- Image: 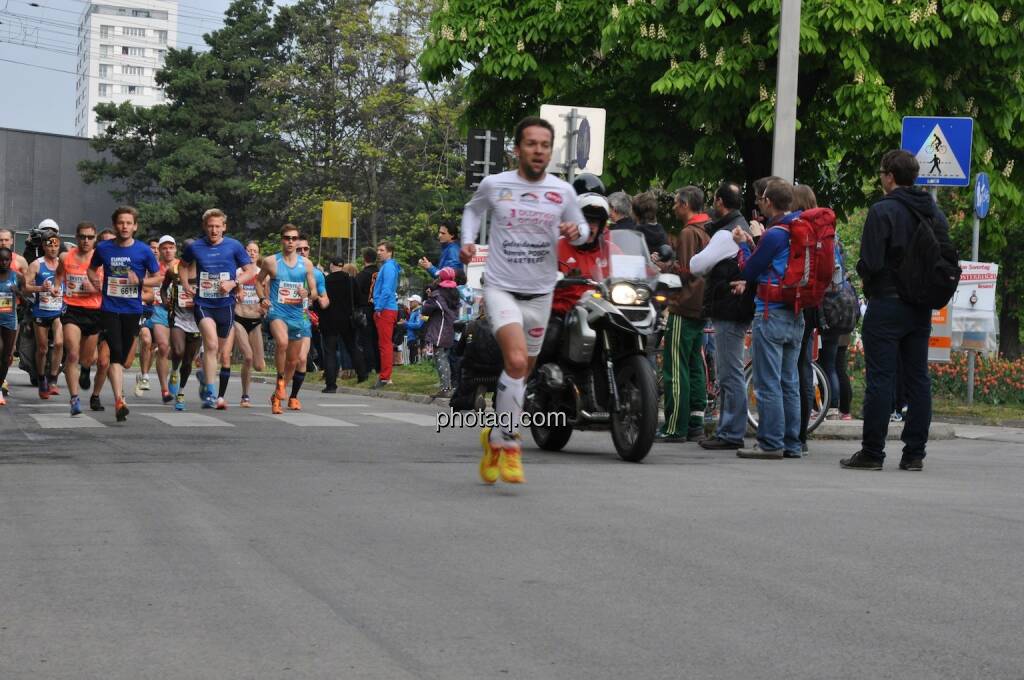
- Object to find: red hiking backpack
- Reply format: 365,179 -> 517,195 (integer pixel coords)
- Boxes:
756,207 -> 836,313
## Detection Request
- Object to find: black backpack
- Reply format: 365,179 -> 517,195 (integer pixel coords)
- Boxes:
819,245 -> 860,335
896,207 -> 961,310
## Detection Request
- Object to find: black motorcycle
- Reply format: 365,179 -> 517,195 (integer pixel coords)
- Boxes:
525,230 -> 681,462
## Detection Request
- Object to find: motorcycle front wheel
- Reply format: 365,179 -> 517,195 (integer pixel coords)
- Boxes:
610,354 -> 658,462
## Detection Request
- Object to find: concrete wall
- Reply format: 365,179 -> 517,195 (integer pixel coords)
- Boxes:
0,127 -> 118,235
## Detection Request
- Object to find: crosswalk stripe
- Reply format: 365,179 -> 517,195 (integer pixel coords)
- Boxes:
28,413 -> 105,428
257,413 -> 356,427
141,413 -> 235,427
363,412 -> 438,427
315,403 -> 370,407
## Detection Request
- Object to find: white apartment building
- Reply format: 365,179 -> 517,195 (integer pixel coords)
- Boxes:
74,0 -> 179,138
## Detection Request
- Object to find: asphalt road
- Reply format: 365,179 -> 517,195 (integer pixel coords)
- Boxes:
1,368 -> 1022,679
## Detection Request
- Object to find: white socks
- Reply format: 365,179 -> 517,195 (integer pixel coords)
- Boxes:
491,371 -> 525,444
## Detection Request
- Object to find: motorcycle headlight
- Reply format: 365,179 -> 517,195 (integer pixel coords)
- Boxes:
635,286 -> 651,303
610,283 -> 639,305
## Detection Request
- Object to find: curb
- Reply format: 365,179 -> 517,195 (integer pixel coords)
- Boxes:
250,374 -> 444,407
813,419 -> 956,441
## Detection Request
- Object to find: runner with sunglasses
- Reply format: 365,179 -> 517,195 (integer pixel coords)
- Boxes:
257,225 -> 325,414
54,222 -> 103,415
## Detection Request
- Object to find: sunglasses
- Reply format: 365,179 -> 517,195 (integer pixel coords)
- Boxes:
78,234 -> 97,240
297,247 -> 310,252
282,235 -> 299,241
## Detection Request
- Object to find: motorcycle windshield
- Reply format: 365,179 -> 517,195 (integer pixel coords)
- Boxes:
604,229 -> 659,286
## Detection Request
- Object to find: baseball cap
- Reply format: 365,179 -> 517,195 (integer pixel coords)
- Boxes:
329,256 -> 346,267
158,235 -> 176,246
37,218 -> 59,233
408,294 -> 422,304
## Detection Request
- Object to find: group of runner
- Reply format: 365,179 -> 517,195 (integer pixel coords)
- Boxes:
0,210 -> 329,419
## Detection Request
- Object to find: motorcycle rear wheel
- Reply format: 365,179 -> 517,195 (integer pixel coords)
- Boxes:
610,354 -> 658,462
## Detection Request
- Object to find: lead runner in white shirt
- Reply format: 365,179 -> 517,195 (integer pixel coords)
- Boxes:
459,117 -> 590,483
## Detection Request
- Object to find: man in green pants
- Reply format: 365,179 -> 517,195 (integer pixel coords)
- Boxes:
655,186 -> 711,442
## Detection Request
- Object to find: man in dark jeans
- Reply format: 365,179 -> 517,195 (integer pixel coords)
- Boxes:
321,257 -> 367,391
354,247 -> 379,375
842,149 -> 952,471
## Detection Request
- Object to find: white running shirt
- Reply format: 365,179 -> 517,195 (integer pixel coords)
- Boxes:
461,170 -> 589,294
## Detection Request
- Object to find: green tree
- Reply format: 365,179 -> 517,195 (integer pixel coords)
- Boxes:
421,0 -> 1024,355
80,0 -> 285,236
259,0 -> 466,253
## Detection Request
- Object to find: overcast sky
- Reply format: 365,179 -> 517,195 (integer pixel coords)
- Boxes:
0,0 -> 234,136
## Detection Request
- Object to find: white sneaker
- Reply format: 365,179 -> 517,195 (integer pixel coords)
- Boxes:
138,374 -> 151,391
133,376 -> 144,397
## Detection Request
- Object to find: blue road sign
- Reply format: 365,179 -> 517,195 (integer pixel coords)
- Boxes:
901,116 -> 973,187
975,172 -> 990,219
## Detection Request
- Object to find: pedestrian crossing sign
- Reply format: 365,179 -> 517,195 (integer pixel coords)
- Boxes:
900,116 -> 973,187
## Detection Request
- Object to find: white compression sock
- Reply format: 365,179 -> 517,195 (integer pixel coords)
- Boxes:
491,371 -> 525,444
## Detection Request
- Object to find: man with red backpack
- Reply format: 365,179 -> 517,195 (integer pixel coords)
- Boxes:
730,179 -> 835,459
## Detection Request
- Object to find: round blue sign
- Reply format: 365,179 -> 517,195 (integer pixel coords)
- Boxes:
975,172 -> 990,219
576,118 -> 591,170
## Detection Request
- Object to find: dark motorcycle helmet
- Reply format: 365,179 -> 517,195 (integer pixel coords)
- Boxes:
572,172 -> 606,196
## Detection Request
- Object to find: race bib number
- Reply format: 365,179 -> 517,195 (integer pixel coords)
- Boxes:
178,287 -> 194,309
153,287 -> 162,305
66,274 -> 88,297
39,289 -> 63,311
278,280 -> 303,305
107,277 -> 139,299
199,271 -> 230,299
240,283 -> 259,306
0,291 -> 12,313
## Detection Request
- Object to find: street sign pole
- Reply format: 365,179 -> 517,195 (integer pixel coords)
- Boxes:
966,173 -> 990,405
558,108 -> 582,184
771,0 -> 801,183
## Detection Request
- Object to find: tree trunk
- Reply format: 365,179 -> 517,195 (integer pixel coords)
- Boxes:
999,290 -> 1021,359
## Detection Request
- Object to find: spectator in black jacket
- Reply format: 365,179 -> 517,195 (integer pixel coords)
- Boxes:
689,181 -> 754,450
354,247 -> 379,374
842,149 -> 953,472
631,191 -> 669,253
321,257 -> 367,391
607,191 -> 638,232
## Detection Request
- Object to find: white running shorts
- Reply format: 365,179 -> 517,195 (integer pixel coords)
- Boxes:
483,287 -> 553,357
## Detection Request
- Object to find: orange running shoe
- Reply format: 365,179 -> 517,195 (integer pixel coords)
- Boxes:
275,378 -> 286,400
498,445 -> 525,484
49,383 -> 60,396
271,394 -> 283,415
478,427 -> 501,484
0,394 -> 6,406
287,396 -> 302,411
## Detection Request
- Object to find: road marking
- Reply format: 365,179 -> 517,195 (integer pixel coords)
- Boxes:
141,413 -> 235,427
258,413 -> 357,427
363,412 -> 438,427
316,403 -> 370,408
28,413 -> 106,428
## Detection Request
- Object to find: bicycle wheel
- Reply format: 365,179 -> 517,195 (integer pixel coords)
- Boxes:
807,361 -> 830,434
745,361 -> 830,433
745,362 -> 757,430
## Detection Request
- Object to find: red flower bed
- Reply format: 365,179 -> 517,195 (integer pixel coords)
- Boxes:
846,345 -> 1024,405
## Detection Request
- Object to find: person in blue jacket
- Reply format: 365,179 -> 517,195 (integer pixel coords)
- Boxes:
372,241 -> 402,388
418,220 -> 464,277
405,294 -> 424,364
729,179 -> 805,460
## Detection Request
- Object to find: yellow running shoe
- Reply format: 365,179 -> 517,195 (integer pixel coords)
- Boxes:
478,427 -> 501,485
498,446 -> 525,484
